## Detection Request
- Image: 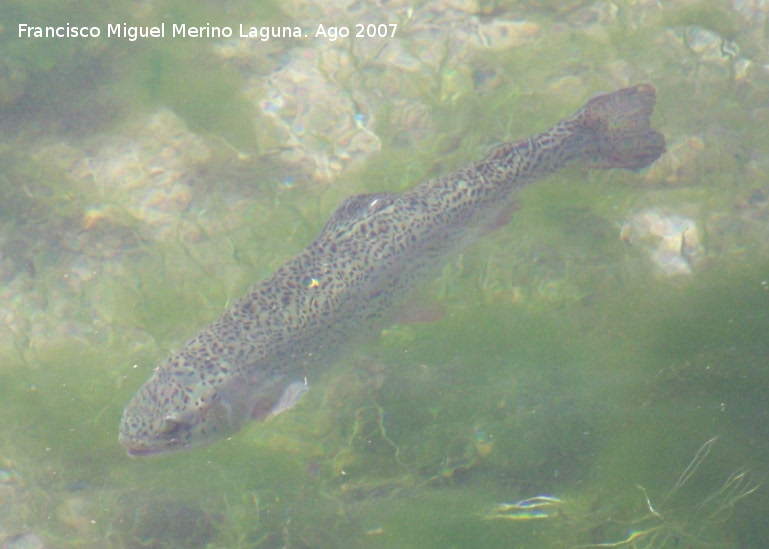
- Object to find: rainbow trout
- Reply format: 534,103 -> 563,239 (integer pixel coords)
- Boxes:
119,84 -> 665,456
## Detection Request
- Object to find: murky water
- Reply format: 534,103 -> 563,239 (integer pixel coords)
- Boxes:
2,0 -> 769,547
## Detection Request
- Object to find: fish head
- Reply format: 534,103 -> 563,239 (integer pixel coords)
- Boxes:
118,367 -> 239,457
118,352 -> 302,457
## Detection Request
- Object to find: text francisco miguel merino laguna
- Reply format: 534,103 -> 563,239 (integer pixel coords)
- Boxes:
18,22 -> 344,42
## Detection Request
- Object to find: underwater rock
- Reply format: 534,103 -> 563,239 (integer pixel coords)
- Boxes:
621,208 -> 704,276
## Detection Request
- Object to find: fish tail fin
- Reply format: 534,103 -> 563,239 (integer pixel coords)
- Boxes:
573,83 -> 666,171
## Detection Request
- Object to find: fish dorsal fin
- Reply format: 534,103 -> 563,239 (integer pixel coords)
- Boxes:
318,192 -> 399,238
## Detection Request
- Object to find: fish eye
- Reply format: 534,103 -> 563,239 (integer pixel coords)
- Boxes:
158,416 -> 184,437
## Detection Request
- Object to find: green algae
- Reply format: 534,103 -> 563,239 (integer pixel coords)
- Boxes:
130,44 -> 259,150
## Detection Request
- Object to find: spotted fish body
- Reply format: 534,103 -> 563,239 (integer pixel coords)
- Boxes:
119,84 -> 665,456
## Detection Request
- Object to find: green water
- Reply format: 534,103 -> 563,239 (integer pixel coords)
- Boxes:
1,0 -> 768,547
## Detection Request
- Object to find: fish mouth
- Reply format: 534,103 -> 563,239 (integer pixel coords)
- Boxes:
120,439 -> 162,458
118,434 -> 165,458
123,446 -> 162,458
119,434 -> 193,458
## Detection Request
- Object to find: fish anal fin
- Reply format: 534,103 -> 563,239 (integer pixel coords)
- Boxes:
479,199 -> 519,236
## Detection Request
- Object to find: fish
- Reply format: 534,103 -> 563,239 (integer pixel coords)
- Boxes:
119,84 -> 665,456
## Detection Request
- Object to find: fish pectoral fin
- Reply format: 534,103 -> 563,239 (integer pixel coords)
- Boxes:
267,379 -> 310,418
